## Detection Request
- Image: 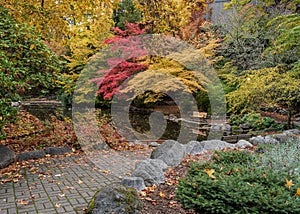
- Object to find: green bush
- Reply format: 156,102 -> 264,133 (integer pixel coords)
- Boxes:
177,150 -> 300,214
0,5 -> 63,139
254,139 -> 300,179
229,113 -> 284,131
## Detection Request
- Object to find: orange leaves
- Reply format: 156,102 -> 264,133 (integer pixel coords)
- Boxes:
159,191 -> 167,198
17,199 -> 30,206
0,110 -> 78,154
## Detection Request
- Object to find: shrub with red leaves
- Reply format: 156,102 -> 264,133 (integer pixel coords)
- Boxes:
90,23 -> 148,100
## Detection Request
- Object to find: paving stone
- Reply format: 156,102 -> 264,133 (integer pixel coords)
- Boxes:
0,150 -> 150,214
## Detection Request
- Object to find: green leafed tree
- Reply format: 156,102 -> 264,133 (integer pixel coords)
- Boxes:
227,66 -> 300,127
0,5 -> 62,138
113,0 -> 142,30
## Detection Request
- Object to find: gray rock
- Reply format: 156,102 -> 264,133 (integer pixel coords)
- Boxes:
264,135 -> 279,144
121,177 -> 146,192
132,159 -> 167,186
235,140 -> 253,149
91,143 -> 110,151
45,147 -> 72,155
0,145 -> 15,169
210,124 -> 223,132
250,135 -> 280,145
185,141 -> 205,155
239,123 -> 252,130
283,129 -> 300,136
271,134 -> 288,143
249,135 -> 265,145
132,140 -> 144,145
149,142 -> 160,147
150,140 -> 185,167
201,140 -> 235,150
223,124 -> 232,135
16,150 -> 46,162
86,183 -> 142,214
135,159 -> 168,171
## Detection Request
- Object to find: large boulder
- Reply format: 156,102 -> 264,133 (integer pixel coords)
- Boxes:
0,145 -> 15,169
16,150 -> 46,162
185,141 -> 205,155
150,140 -> 185,167
86,183 -> 142,214
131,159 -> 167,186
200,140 -> 235,150
121,177 -> 146,192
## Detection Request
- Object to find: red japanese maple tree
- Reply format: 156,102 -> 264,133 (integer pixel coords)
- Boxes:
90,23 -> 148,100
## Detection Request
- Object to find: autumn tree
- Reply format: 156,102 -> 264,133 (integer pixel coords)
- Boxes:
89,23 -> 148,104
218,0 -> 300,126
133,0 -> 212,36
2,0 -> 120,46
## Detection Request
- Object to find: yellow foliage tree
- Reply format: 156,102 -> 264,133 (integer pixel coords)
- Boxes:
133,0 -> 212,36
2,0 -> 119,47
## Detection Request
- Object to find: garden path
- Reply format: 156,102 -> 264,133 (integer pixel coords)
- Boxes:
0,149 -> 151,214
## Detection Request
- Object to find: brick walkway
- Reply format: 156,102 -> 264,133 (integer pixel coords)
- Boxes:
0,149 -> 151,214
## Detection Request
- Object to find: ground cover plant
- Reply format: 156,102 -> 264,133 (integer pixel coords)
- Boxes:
176,149 -> 300,213
229,113 -> 285,132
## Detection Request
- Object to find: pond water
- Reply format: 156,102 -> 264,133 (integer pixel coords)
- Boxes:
21,101 -> 211,143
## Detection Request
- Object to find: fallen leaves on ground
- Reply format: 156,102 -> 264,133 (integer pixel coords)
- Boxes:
17,199 -> 30,206
0,111 -> 79,154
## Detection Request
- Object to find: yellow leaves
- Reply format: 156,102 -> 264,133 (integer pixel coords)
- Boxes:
29,44 -> 35,50
134,0 -> 193,34
204,168 -> 216,179
285,179 -> 294,189
284,179 -> 300,197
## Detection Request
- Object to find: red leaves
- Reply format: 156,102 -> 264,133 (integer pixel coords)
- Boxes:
92,23 -> 149,100
109,23 -> 146,37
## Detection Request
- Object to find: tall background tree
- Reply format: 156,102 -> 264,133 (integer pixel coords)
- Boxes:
217,0 -> 300,126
